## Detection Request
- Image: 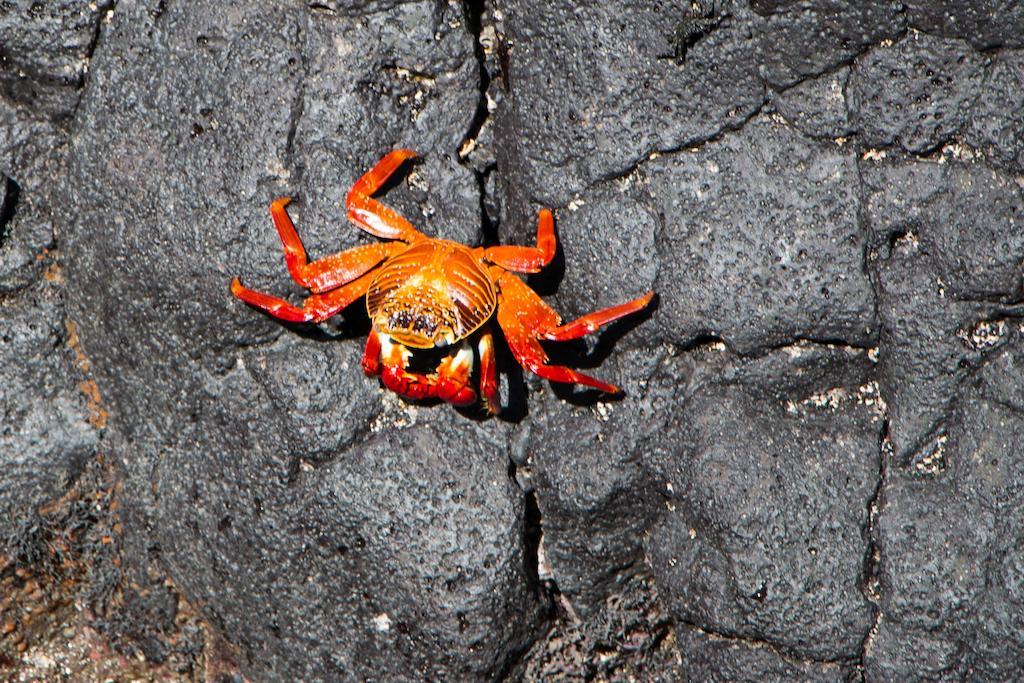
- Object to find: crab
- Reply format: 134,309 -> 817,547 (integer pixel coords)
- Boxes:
230,150 -> 654,414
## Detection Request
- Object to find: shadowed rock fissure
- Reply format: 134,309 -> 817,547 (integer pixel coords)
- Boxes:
69,0 -> 117,120
858,417 -> 890,671
0,176 -> 19,251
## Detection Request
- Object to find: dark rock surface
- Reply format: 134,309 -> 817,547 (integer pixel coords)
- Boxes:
642,116 -> 876,353
849,32 -> 987,155
2,0 -> 1023,680
0,0 -> 111,116
493,0 -> 765,222
868,332 -> 1024,679
57,1 -> 540,679
1,0 -> 101,563
865,159 -> 1024,458
751,0 -> 904,89
643,344 -> 882,662
904,0 -> 1024,50
0,281 -> 97,539
675,625 -> 856,682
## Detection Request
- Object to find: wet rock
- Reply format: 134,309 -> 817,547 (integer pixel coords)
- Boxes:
0,283 -> 97,540
850,32 -> 987,154
643,115 -> 876,354
644,344 -> 883,661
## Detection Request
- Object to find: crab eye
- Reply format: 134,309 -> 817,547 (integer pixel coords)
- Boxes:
412,314 -> 437,334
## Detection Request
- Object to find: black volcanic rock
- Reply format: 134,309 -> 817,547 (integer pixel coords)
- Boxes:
0,0 -> 1021,679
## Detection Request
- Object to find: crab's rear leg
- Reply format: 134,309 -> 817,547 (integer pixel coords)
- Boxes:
478,328 -> 500,414
268,197 -> 408,293
495,272 -> 623,394
479,208 -> 556,273
346,149 -> 427,243
543,292 -> 655,341
231,270 -> 374,323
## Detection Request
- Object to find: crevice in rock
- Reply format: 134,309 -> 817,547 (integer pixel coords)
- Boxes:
495,459 -> 557,679
284,12 -> 310,191
658,0 -> 726,65
767,24 -> 909,98
460,0 -> 499,246
757,335 -> 879,356
858,417 -> 890,670
560,90 -> 770,210
70,0 -> 117,121
655,333 -> 879,366
148,0 -> 169,28
0,175 -> 19,250
675,618 -> 854,667
521,487 -> 544,591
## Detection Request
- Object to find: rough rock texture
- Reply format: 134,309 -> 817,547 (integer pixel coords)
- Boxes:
904,0 -> 1024,50
57,1 -> 541,679
751,0 -> 904,89
643,344 -> 882,662
0,0 -> 101,552
2,0 -> 1023,680
865,160 -> 1024,459
849,32 -> 987,155
0,282 -> 97,539
643,116 -> 876,353
493,0 -> 766,223
868,332 -> 1024,679
0,0 -> 112,116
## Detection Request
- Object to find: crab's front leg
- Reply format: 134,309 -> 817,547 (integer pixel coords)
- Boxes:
436,342 -> 478,408
375,335 -> 439,401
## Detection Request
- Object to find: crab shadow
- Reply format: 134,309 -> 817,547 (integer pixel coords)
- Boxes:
281,304 -> 373,343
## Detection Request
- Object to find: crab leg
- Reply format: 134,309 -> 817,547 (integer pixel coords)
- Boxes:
480,208 -> 556,273
436,343 -> 478,407
543,292 -> 654,341
230,270 -> 374,324
346,149 -> 426,243
478,328 -> 500,414
362,329 -> 383,376
377,336 -> 439,401
381,365 -> 439,401
268,197 -> 407,293
495,272 -> 622,394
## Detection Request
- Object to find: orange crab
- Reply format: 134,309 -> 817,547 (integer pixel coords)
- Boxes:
231,150 -> 653,414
